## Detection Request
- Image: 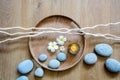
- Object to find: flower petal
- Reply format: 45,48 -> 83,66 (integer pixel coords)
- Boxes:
48,42 -> 52,46
60,36 -> 64,38
60,46 -> 64,48
51,48 -> 55,52
55,45 -> 58,49
53,42 -> 57,45
60,46 -> 65,51
47,46 -> 51,50
63,37 -> 67,41
57,41 -> 61,45
59,42 -> 64,45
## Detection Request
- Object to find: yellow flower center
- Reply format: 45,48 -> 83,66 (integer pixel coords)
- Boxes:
60,38 -> 63,42
71,44 -> 77,52
51,44 -> 54,48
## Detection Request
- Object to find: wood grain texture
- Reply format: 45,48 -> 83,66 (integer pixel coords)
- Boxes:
0,0 -> 120,80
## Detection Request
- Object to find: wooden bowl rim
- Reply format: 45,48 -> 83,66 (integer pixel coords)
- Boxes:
29,15 -> 85,71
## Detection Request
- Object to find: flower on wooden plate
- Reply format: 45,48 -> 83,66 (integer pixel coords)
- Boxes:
60,46 -> 65,52
56,36 -> 67,45
47,42 -> 58,53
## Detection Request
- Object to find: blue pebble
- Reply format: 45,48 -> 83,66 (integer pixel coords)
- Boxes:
48,59 -> 60,69
17,59 -> 34,74
38,54 -> 47,62
84,53 -> 97,65
105,58 -> 120,73
16,76 -> 28,80
95,43 -> 113,57
34,67 -> 44,77
57,52 -> 67,61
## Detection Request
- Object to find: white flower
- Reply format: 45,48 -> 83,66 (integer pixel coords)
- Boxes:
60,46 -> 65,52
56,36 -> 67,45
47,42 -> 58,53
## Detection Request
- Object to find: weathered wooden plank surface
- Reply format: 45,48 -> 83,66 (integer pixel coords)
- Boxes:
0,0 -> 120,80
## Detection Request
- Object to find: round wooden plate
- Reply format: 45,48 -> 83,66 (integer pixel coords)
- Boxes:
29,15 -> 85,71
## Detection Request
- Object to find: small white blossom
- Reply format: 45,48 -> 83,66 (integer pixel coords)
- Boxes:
56,36 -> 67,45
60,46 -> 65,52
47,42 -> 58,53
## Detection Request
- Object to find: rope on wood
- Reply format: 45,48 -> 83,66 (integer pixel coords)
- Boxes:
0,22 -> 120,43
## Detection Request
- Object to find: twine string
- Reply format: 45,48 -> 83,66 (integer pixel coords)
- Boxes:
0,22 -> 120,43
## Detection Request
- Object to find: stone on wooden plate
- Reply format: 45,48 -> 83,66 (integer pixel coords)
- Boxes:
48,59 -> 60,69
38,54 -> 47,62
57,52 -> 67,62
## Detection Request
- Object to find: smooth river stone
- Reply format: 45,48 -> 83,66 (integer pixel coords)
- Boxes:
17,59 -> 34,74
57,52 -> 67,61
34,67 -> 44,77
95,43 -> 113,57
16,76 -> 28,80
48,59 -> 60,69
84,53 -> 97,65
105,58 -> 120,73
38,54 -> 47,62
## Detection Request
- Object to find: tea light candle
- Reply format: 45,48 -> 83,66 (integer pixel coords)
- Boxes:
68,43 -> 80,54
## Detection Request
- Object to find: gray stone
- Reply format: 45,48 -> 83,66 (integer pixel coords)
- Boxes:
57,52 -> 67,61
48,59 -> 60,69
84,53 -> 97,65
95,43 -> 113,57
34,67 -> 44,77
17,59 -> 34,74
38,54 -> 47,62
16,76 -> 28,80
105,58 -> 120,73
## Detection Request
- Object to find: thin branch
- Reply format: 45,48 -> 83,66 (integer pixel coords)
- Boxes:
0,22 -> 119,43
